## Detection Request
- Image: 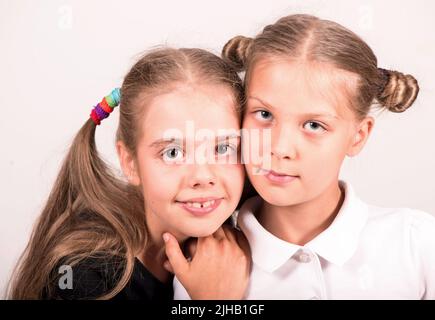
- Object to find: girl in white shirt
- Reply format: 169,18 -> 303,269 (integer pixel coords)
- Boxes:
173,14 -> 435,299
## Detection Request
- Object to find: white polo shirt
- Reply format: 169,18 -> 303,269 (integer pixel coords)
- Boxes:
173,181 -> 435,299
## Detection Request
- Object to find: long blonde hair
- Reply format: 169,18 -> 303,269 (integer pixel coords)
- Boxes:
222,14 -> 419,118
9,47 -> 244,299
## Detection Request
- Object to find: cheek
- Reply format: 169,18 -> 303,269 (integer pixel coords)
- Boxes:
218,164 -> 245,197
242,121 -> 271,166
242,117 -> 261,135
301,136 -> 348,178
139,158 -> 180,201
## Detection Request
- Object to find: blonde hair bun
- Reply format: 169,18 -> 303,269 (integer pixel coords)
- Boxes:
222,35 -> 253,72
377,68 -> 419,113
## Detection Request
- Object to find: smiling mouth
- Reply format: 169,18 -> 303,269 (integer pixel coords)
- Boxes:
176,199 -> 218,208
175,197 -> 223,216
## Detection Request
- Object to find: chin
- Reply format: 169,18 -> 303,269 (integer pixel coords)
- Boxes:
185,224 -> 221,238
259,190 -> 301,207
191,231 -> 213,238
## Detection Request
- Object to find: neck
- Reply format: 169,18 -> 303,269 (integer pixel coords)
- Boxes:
258,180 -> 344,246
137,207 -> 189,283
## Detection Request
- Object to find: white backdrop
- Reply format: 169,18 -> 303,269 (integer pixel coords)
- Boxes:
1,0 -> 434,297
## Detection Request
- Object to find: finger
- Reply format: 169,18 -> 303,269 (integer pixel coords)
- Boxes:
163,232 -> 189,278
163,260 -> 174,274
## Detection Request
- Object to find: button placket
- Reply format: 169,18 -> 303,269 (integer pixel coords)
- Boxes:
296,249 -> 313,263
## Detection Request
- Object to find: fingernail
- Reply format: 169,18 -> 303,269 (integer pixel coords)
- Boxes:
163,233 -> 170,242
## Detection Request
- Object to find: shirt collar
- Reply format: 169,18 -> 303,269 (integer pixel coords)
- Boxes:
237,181 -> 368,272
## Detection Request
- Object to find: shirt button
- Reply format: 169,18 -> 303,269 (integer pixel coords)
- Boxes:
297,251 -> 312,263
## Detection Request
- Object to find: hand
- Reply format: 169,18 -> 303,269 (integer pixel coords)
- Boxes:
163,225 -> 251,300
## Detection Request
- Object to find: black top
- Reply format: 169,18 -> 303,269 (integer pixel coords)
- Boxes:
44,257 -> 173,301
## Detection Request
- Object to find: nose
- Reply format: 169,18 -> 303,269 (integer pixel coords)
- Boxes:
271,124 -> 297,160
188,164 -> 217,188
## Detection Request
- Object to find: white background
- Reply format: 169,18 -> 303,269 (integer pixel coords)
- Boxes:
1,0 -> 434,297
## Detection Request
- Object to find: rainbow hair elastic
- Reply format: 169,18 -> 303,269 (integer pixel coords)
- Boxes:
90,88 -> 121,125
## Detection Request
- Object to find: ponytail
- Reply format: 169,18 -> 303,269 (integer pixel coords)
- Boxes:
9,105 -> 146,300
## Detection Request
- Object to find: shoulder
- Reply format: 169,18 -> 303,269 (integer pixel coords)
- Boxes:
44,256 -> 125,300
366,204 -> 435,226
365,205 -> 435,243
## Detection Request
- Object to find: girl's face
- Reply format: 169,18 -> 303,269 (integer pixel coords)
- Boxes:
243,58 -> 373,206
119,84 -> 244,239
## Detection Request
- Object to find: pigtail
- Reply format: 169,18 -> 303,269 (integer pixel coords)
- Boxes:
9,116 -> 146,300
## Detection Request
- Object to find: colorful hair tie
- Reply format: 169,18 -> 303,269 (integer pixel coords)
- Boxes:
90,88 -> 121,125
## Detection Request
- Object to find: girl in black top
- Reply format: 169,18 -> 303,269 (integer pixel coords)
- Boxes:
9,47 -> 250,300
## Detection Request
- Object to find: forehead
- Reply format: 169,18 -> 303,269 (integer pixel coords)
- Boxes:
140,84 -> 240,142
248,58 -> 359,119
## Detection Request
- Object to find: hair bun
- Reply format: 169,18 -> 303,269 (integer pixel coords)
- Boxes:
377,68 -> 419,113
222,35 -> 253,72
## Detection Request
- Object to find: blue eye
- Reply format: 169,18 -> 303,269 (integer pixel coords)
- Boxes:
303,121 -> 326,132
254,110 -> 273,121
216,143 -> 236,156
162,147 -> 183,162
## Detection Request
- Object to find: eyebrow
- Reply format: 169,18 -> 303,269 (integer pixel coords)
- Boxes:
248,96 -> 276,110
149,134 -> 240,148
302,113 -> 339,120
149,137 -> 182,149
247,95 -> 339,120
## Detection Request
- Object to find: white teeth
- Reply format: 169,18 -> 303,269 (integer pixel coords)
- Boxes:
185,200 -> 216,208
203,200 -> 215,208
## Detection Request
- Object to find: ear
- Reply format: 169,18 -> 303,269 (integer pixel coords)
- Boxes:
116,141 -> 141,186
346,116 -> 374,157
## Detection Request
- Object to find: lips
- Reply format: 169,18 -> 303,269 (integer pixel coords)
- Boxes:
258,168 -> 299,184
175,197 -> 223,216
